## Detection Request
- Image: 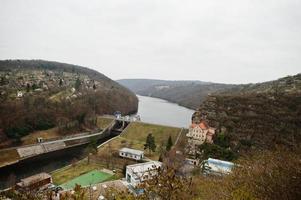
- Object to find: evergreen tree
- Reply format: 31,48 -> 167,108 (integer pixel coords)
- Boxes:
166,135 -> 173,151
75,78 -> 81,90
144,133 -> 156,155
59,78 -> 63,86
26,83 -> 30,92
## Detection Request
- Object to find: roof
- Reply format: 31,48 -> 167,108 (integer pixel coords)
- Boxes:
190,121 -> 209,129
127,161 -> 162,174
18,172 -> 51,187
119,147 -> 144,155
207,158 -> 234,174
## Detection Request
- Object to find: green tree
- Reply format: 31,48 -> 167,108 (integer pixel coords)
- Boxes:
75,78 -> 81,90
59,78 -> 63,86
166,135 -> 173,151
31,83 -> 38,90
26,83 -> 30,92
144,133 -> 156,155
198,143 -> 237,161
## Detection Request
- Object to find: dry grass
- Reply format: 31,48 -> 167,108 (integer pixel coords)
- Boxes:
96,117 -> 114,130
21,128 -> 60,145
0,149 -> 20,167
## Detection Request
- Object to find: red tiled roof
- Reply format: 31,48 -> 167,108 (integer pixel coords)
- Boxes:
190,121 -> 209,129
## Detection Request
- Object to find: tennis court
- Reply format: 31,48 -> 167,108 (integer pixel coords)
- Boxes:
60,169 -> 113,190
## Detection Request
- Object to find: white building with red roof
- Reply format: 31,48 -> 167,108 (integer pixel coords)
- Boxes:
186,121 -> 215,155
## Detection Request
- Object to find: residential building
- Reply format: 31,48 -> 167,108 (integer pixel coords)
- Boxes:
126,161 -> 162,187
186,120 -> 215,155
16,172 -> 52,191
186,121 -> 215,145
17,91 -> 23,98
119,148 -> 144,161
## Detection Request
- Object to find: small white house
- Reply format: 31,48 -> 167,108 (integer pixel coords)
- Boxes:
17,91 -> 23,98
119,148 -> 144,161
126,161 -> 162,187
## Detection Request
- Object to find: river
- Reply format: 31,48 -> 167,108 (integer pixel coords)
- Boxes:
136,95 -> 195,128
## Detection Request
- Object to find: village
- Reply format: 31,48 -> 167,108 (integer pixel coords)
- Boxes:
0,113 -> 235,200
0,68 -> 101,101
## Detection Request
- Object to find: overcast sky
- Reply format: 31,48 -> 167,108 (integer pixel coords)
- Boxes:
0,0 -> 300,84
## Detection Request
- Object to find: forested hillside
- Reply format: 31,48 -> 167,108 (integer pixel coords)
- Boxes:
0,60 -> 138,146
193,74 -> 301,156
117,79 -> 233,109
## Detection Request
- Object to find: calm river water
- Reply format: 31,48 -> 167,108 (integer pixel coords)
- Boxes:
136,95 -> 195,128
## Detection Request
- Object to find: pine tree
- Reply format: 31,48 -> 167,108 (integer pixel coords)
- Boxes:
144,133 -> 156,155
59,78 -> 63,86
26,83 -> 30,92
75,78 -> 81,90
166,135 -> 173,151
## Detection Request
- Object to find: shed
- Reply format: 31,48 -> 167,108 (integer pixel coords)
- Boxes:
119,147 -> 144,161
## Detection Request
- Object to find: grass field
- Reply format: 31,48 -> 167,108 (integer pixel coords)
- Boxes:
97,122 -> 182,161
60,170 -> 113,190
122,122 -> 181,145
51,161 -> 103,185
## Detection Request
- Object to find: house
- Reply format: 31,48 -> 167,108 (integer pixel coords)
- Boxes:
119,148 -> 144,161
203,158 -> 234,175
126,161 -> 162,188
186,120 -> 215,155
186,120 -> 215,145
16,172 -> 52,191
17,91 -> 23,98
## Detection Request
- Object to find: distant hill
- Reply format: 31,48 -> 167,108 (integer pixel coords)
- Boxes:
0,60 -> 138,144
117,79 -> 234,109
193,73 -> 301,154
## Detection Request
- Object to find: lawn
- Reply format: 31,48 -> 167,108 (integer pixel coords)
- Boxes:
122,122 -> 181,149
51,161 -> 102,185
97,122 -> 182,161
60,170 -> 113,190
96,117 -> 113,130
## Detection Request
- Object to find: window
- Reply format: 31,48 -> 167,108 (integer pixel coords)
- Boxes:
127,174 -> 131,183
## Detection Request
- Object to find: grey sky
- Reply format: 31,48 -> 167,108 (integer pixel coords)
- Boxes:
0,0 -> 300,84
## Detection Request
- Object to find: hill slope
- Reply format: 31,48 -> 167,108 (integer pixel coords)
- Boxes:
0,60 -> 138,144
193,74 -> 301,153
117,79 -> 234,109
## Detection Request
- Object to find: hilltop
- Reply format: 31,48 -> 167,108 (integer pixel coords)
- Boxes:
117,79 -> 234,109
0,60 -> 138,146
193,73 -> 301,154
